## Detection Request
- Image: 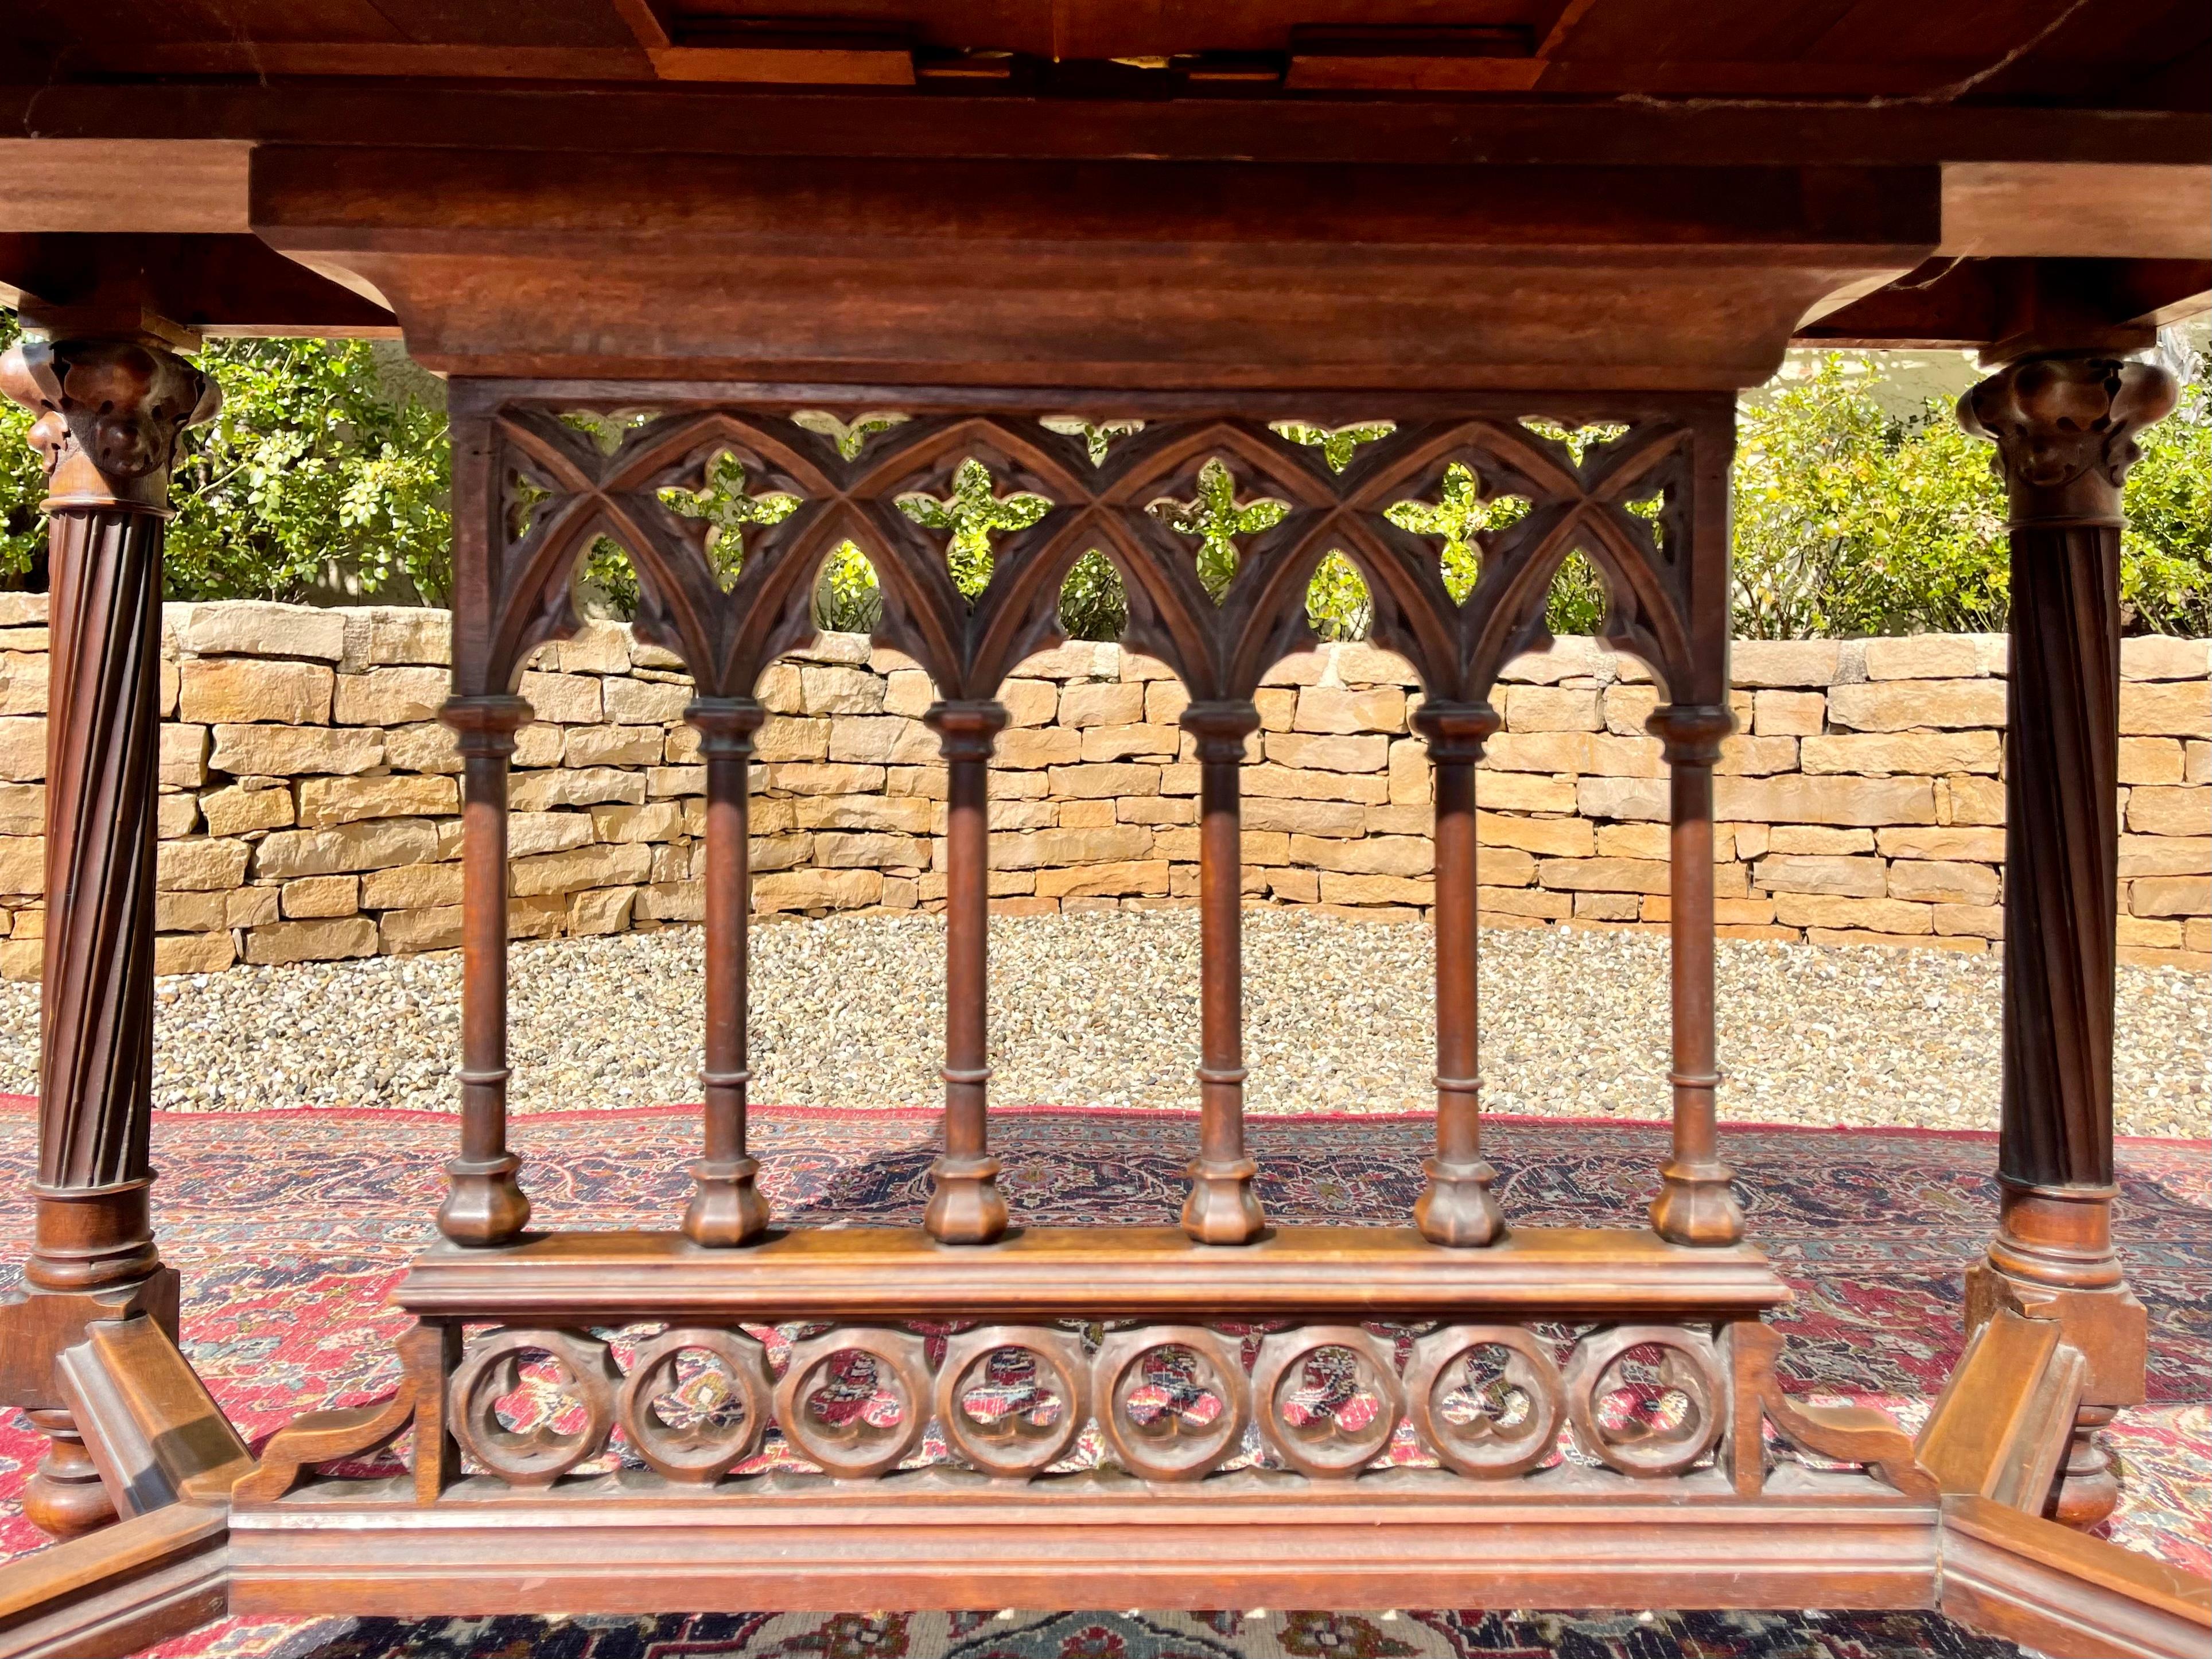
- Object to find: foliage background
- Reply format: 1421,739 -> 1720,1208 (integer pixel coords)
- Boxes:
3,313 -> 2206,643
0,316 -> 452,604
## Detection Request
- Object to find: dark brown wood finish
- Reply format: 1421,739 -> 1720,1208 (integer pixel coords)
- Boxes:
683,696 -> 770,1246
0,232 -> 394,336
433,693 -> 532,1248
923,698 -> 1010,1244
1410,701 -> 1505,1246
249,148 -> 1938,390
1647,703 -> 1746,1248
1,13 -> 2205,1632
1956,353 -> 2179,1530
6,87 -> 2206,176
1939,1494 -> 2212,1659
53,1315 -> 254,1520
228,1484 -> 1944,1621
0,1501 -> 230,1659
11,0 -> 2209,115
1182,698 -> 1265,1244
0,331 -> 217,1540
453,395 -> 1738,1249
395,1225 -> 1791,1323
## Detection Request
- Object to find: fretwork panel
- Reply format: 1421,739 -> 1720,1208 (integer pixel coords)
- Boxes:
439,390 -> 1741,1250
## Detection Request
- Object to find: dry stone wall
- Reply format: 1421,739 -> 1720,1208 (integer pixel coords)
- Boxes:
0,597 -> 2204,979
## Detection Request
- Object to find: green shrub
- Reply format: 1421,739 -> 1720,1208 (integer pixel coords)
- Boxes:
1734,352 -> 2212,639
1058,550 -> 1126,641
0,317 -> 452,603
814,543 -> 883,632
2114,362 -> 2212,636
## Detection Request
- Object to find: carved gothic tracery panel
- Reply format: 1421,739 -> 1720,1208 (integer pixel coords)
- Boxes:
453,394 -> 1736,716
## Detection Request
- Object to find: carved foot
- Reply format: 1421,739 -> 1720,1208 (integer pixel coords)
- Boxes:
1650,1159 -> 1745,1247
22,1409 -> 115,1540
682,1157 -> 769,1247
924,1153 -> 1009,1245
2050,1407 -> 2122,1530
438,1152 -> 531,1246
1182,1157 -> 1265,1244
1415,1156 -> 1506,1247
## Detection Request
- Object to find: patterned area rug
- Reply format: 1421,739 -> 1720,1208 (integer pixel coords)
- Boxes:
1,1101 -> 2205,1659
231,1607 -> 2039,1659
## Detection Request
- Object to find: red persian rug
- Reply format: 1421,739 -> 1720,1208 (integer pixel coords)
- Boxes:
1,1099 -> 2205,1658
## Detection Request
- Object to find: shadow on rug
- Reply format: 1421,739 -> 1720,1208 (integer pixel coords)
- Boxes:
1,1102 -> 2204,1658
234,1608 -> 2034,1659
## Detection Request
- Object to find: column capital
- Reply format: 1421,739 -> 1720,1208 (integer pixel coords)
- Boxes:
0,336 -> 220,513
1957,354 -> 2178,529
440,693 -> 535,758
1646,702 -> 1733,765
686,695 -> 766,759
923,698 -> 1009,764
1180,698 -> 1260,763
1410,700 -> 1500,763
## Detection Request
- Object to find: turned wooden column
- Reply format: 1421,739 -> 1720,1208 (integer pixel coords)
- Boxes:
0,331 -> 216,1536
437,693 -> 534,1246
1647,702 -> 1746,1248
684,696 -> 769,1245
923,699 -> 1010,1244
1179,700 -> 1265,1244
1958,352 -> 2178,1528
1412,700 -> 1506,1246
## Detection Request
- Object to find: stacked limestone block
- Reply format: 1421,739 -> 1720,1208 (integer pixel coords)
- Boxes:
0,597 -> 2202,979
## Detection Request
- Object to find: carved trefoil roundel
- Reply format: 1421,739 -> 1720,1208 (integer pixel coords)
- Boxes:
616,1327 -> 775,1483
1405,1324 -> 1565,1479
934,1326 -> 1090,1479
449,1328 -> 622,1487
1563,1324 -> 1726,1478
1092,1326 -> 1251,1482
1251,1326 -> 1406,1478
774,1326 -> 933,1480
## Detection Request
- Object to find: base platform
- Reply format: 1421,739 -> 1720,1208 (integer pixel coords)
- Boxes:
228,1467 -> 1931,1617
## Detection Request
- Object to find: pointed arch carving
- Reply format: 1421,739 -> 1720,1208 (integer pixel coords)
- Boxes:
449,391 -> 1734,716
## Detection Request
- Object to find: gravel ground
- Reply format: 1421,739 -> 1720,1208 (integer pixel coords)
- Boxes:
0,912 -> 2203,1136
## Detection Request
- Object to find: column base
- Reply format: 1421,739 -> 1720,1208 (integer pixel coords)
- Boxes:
1650,1160 -> 1746,1247
1967,1188 -> 2146,1536
438,1153 -> 532,1247
682,1157 -> 769,1248
27,1178 -> 161,1291
1182,1157 -> 1265,1245
924,1154 -> 1009,1245
1986,1181 -> 2124,1289
22,1408 -> 117,1540
1414,1156 -> 1506,1247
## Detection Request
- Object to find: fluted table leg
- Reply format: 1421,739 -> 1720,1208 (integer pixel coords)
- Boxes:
1958,352 -> 2178,1529
0,332 -> 216,1537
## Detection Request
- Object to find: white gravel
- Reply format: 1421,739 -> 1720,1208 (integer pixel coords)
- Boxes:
0,912 -> 2202,1136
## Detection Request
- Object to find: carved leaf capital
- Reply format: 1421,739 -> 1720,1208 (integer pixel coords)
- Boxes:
1958,355 -> 2179,526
